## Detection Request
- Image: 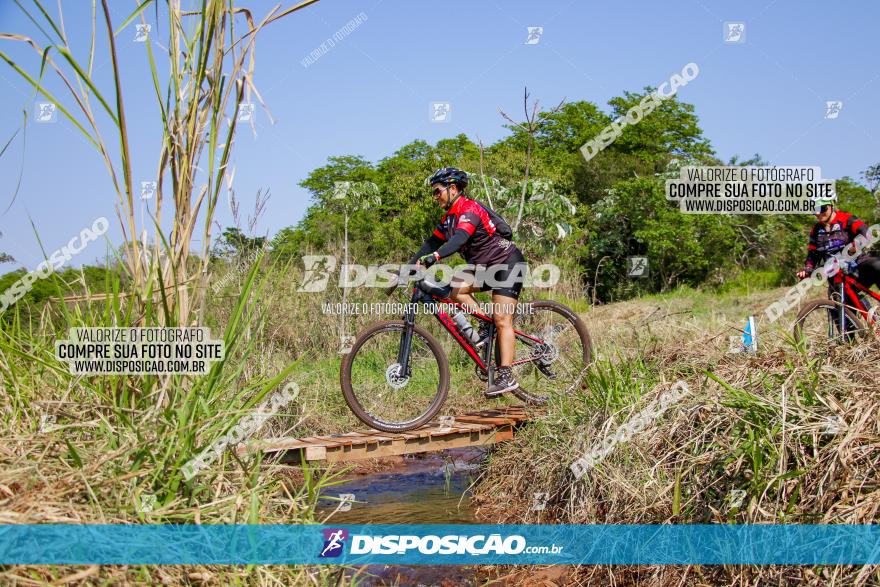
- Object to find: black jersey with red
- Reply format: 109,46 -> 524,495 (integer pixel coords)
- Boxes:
433,196 -> 518,265
804,210 -> 868,271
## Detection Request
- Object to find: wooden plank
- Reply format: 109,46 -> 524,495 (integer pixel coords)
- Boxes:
444,416 -> 492,424
305,437 -> 347,448
305,446 -> 327,461
441,422 -> 487,433
254,404 -> 533,464
356,431 -> 400,442
325,432 -> 364,447
452,416 -> 515,426
321,429 -> 500,463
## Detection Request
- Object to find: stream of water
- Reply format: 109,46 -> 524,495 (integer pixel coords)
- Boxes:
315,447 -> 489,586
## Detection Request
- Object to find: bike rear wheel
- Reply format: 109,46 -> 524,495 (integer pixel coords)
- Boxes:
508,300 -> 593,405
340,320 -> 449,432
793,298 -> 867,352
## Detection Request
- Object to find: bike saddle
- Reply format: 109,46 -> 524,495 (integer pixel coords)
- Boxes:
418,278 -> 452,298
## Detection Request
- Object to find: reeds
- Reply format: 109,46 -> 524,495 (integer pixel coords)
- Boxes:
1,0 -> 319,321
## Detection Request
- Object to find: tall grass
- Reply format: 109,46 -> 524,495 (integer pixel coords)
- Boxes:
474,284 -> 880,586
1,0 -> 318,319
0,250 -> 359,584
0,2 -> 393,583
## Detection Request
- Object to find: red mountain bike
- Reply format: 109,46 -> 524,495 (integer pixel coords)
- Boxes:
794,260 -> 879,349
340,275 -> 593,432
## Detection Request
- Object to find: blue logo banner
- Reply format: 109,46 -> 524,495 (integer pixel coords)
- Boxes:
2,524 -> 880,565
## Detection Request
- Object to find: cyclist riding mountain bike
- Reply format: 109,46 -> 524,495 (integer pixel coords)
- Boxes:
410,167 -> 528,398
796,199 -> 880,304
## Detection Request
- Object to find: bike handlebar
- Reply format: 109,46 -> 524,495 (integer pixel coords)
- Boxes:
801,258 -> 860,280
384,265 -> 417,296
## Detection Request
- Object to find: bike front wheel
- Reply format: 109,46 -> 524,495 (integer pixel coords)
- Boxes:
340,320 -> 449,432
793,298 -> 867,352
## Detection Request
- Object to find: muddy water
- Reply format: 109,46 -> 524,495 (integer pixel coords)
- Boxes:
317,447 -> 488,586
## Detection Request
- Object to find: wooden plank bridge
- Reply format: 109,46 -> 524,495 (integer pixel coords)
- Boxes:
237,405 -> 534,464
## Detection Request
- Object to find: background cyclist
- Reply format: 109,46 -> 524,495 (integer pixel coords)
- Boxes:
796,199 -> 880,307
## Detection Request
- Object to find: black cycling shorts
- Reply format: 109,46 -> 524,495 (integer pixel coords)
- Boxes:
454,248 -> 527,299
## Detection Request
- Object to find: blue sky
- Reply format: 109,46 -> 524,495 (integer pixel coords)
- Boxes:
0,0 -> 877,268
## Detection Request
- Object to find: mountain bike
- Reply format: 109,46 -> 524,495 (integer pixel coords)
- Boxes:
793,260 -> 878,350
340,275 -> 593,432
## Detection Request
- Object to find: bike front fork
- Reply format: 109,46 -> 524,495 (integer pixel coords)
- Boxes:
829,280 -> 857,338
396,305 -> 417,378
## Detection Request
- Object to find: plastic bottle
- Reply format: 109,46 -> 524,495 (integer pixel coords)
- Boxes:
452,310 -> 480,345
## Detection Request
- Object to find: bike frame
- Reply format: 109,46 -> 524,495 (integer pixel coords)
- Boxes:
829,270 -> 880,328
396,285 -> 546,386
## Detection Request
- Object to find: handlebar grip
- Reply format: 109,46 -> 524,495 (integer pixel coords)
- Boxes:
385,267 -> 405,296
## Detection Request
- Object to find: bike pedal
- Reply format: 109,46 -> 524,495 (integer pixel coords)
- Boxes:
484,388 -> 511,399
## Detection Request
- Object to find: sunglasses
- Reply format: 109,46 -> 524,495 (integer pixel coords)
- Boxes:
815,204 -> 832,215
432,185 -> 451,197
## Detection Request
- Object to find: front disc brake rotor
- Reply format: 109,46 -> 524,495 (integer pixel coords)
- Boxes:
385,363 -> 410,389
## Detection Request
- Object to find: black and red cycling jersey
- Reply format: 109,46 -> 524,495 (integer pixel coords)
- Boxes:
431,196 -> 518,266
804,210 -> 868,271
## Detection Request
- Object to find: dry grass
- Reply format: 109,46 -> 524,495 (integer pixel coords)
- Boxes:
1,252 -> 557,585
474,284 -> 880,585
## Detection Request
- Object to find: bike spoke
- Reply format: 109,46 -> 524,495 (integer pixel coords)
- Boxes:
795,302 -> 866,353
346,326 -> 444,428
509,303 -> 590,403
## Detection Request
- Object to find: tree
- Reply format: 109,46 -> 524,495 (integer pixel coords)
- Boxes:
589,176 -> 741,297
835,176 -> 878,226
468,174 -> 576,251
0,232 -> 14,264
863,163 -> 880,219
606,89 -> 714,168
214,227 -> 267,258
864,163 -> 880,196
499,88 -> 565,232
329,181 -> 381,350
